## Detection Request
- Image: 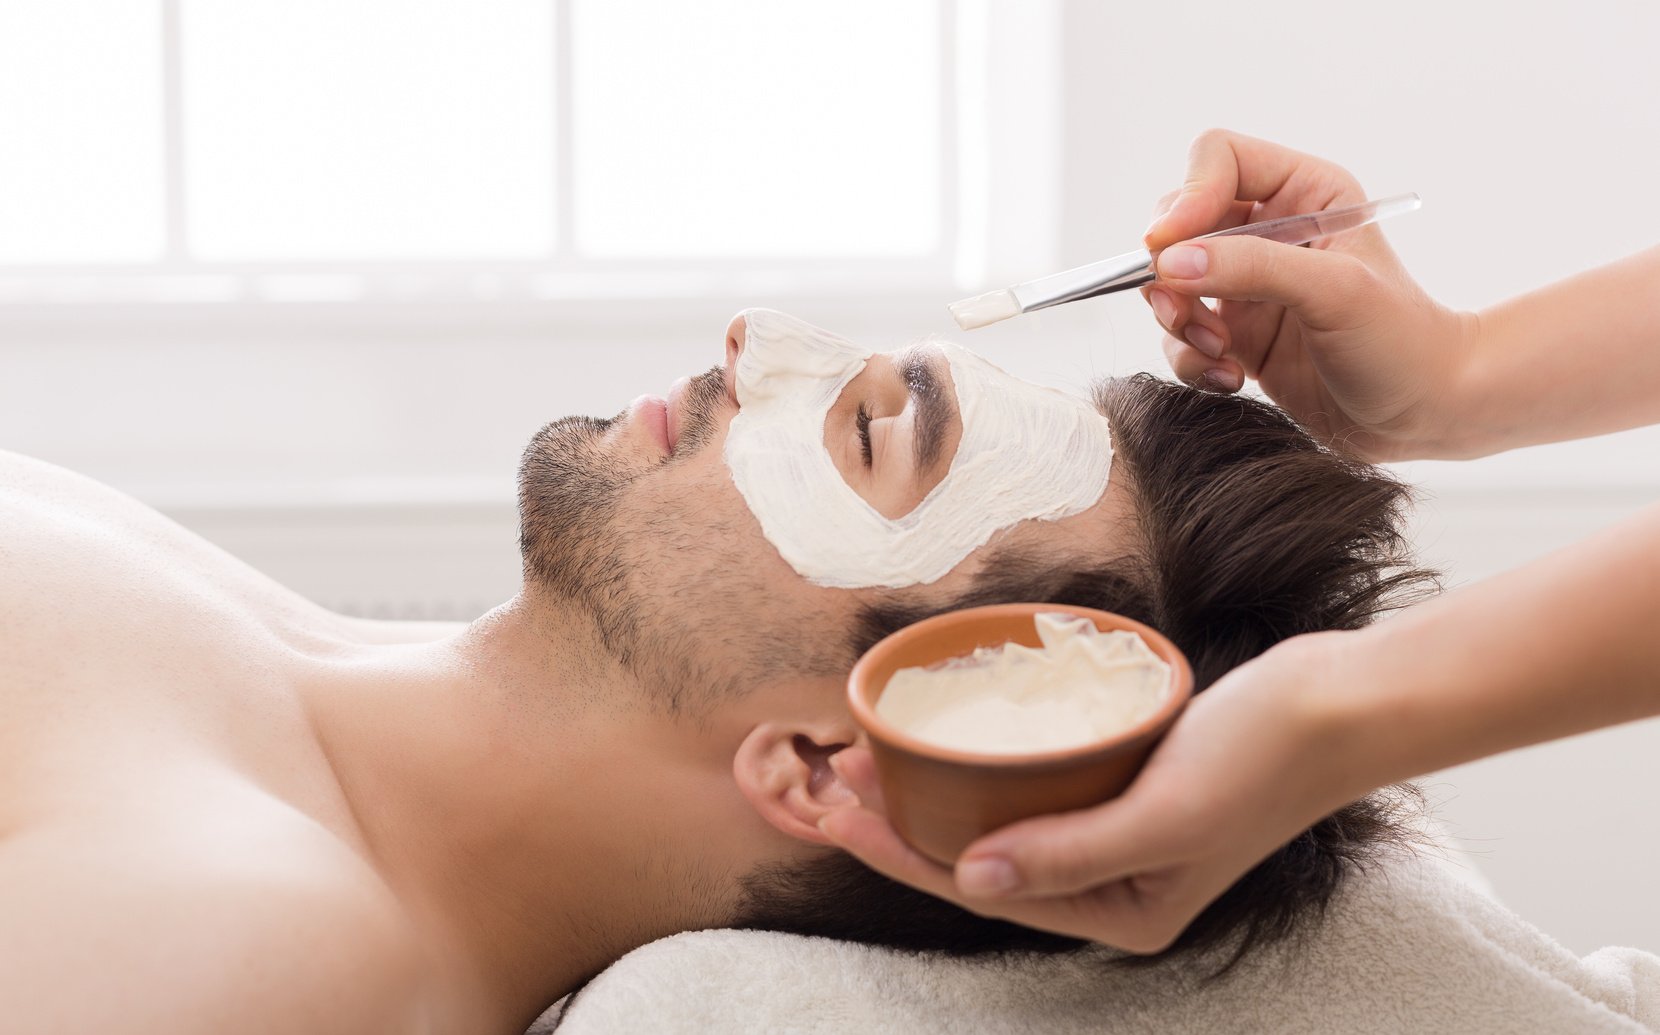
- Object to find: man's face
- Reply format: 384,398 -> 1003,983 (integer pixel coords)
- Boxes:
516,311 -> 1124,713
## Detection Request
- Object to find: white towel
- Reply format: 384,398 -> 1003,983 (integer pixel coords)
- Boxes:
527,842 -> 1660,1034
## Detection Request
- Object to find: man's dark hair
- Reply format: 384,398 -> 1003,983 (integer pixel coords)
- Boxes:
728,373 -> 1438,972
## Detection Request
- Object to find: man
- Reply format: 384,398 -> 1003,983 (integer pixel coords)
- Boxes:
1,309 -> 1430,1033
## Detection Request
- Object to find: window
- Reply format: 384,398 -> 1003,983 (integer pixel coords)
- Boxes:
0,0 -> 999,306
181,0 -> 558,263
0,0 -> 166,264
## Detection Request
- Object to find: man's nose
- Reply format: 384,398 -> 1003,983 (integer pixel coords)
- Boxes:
723,312 -> 747,405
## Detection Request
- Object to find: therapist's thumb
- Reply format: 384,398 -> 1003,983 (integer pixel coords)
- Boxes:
957,795 -> 1182,900
1156,235 -> 1377,331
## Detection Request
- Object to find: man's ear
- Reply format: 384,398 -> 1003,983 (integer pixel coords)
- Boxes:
732,720 -> 862,846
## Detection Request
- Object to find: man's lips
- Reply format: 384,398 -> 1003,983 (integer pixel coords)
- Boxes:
629,394 -> 671,454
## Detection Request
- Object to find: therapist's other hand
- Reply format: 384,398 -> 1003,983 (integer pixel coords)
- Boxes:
1142,129 -> 1476,462
818,634 -> 1360,953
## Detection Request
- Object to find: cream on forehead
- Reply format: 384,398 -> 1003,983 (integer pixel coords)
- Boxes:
723,308 -> 1113,589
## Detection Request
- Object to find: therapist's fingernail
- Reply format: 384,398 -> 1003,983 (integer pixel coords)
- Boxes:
1197,368 -> 1242,393
1186,324 -> 1225,360
816,813 -> 845,843
1159,245 -> 1208,280
1149,288 -> 1177,329
1146,191 -> 1191,239
957,856 -> 1020,897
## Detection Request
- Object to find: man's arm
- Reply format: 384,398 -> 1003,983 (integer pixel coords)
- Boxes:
0,830 -> 430,1035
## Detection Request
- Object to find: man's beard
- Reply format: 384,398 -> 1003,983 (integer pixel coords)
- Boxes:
515,367 -> 728,664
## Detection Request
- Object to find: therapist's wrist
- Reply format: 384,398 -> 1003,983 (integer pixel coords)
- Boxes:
1416,306 -> 1500,461
1279,627 -> 1431,809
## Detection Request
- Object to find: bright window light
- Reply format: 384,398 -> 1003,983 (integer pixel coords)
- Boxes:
0,0 -> 966,292
570,0 -> 941,258
0,0 -> 165,263
180,0 -> 556,262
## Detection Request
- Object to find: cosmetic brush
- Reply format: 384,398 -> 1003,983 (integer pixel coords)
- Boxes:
948,193 -> 1421,331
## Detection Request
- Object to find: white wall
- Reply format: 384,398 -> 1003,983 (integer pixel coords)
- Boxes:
1,0 -> 1656,958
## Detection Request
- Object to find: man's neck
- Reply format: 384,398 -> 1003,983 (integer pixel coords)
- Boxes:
299,598 -> 737,1031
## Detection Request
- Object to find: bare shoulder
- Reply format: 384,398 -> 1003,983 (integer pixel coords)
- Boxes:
0,446 -> 159,525
0,447 -> 362,662
0,817 -> 435,1035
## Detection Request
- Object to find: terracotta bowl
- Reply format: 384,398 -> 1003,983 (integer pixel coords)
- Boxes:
846,603 -> 1194,865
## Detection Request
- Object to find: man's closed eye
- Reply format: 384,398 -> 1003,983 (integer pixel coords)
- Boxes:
857,402 -> 874,467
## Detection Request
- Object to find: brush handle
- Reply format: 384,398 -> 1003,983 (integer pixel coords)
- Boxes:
1202,193 -> 1421,247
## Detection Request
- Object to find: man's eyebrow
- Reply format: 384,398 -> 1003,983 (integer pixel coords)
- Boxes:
898,346 -> 953,482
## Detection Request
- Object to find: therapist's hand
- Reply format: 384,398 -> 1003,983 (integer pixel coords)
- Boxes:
818,633 -> 1366,953
1142,129 -> 1477,462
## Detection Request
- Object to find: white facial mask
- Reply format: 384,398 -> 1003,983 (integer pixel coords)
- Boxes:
723,308 -> 1113,589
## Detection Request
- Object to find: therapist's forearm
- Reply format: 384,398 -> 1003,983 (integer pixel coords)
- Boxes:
1318,501 -> 1660,800
1451,245 -> 1660,459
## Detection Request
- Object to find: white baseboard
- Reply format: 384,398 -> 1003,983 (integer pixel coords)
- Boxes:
167,498 -> 522,621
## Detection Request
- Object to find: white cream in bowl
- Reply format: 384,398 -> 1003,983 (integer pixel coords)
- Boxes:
875,613 -> 1172,755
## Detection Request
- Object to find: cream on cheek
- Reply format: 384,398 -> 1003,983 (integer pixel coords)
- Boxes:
723,308 -> 1113,589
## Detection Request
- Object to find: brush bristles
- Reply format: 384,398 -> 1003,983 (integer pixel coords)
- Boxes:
947,288 -> 1021,331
